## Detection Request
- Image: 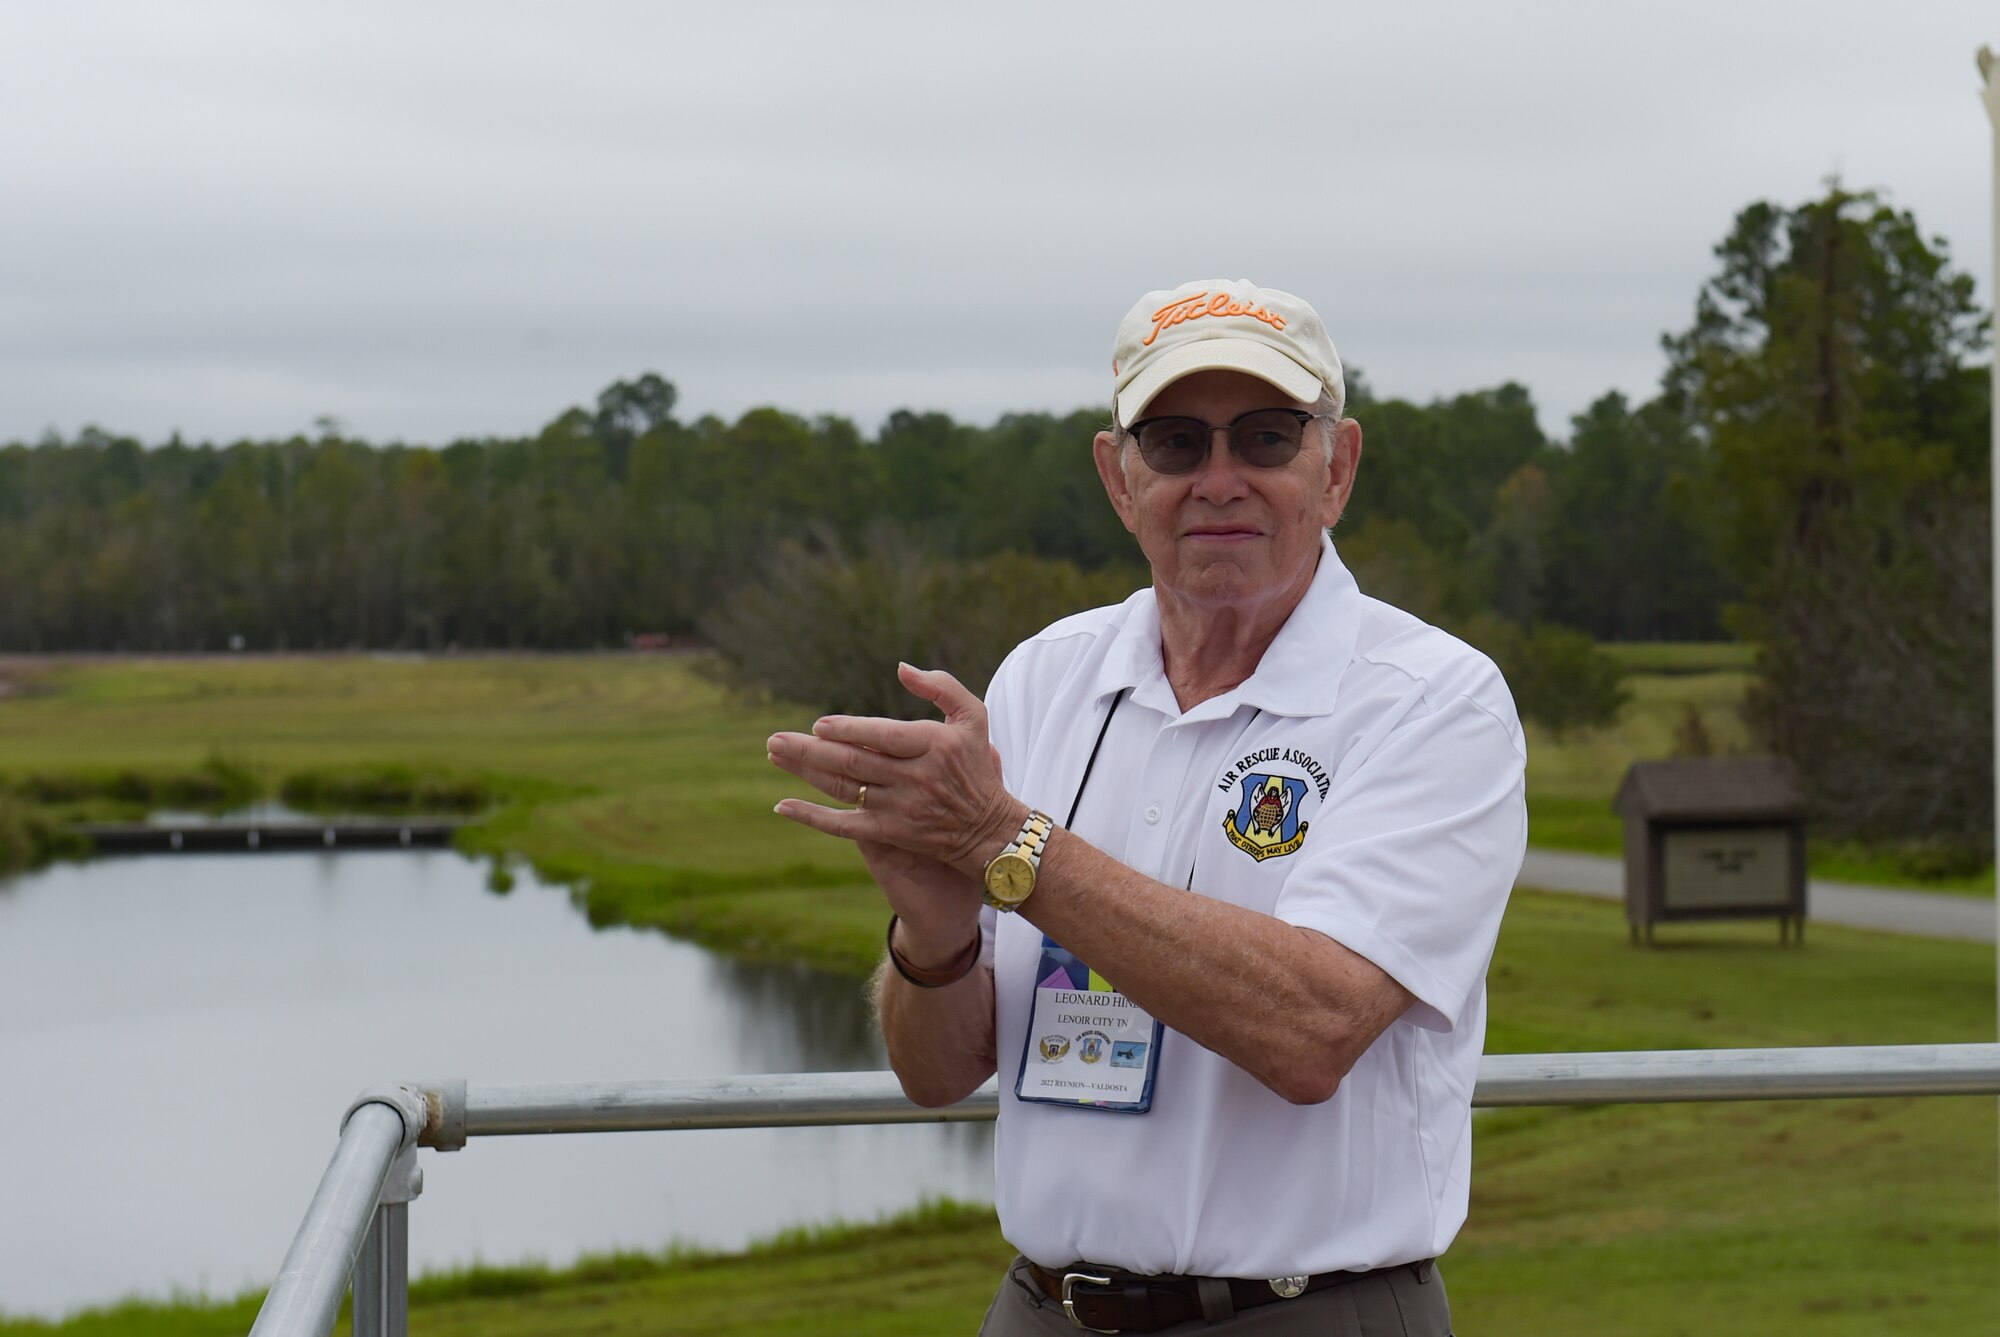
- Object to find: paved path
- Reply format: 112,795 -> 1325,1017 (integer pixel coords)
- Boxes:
1517,848 -> 1997,943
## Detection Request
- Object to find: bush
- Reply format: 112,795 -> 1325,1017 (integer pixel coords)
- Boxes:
1670,702 -> 1717,758
0,793 -> 64,875
0,794 -> 34,874
12,754 -> 258,809
1339,516 -> 1484,626
702,529 -> 1142,718
1464,617 -> 1630,739
280,764 -> 488,813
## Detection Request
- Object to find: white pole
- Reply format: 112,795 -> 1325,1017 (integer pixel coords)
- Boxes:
1979,45 -> 2000,1188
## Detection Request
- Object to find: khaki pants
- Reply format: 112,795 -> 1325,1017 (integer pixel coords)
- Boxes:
977,1257 -> 1453,1335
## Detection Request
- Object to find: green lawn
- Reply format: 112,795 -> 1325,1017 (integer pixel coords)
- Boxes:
5,893 -> 1991,1337
4,649 -> 1987,929
1526,664 -> 1750,860
1599,640 -> 1760,674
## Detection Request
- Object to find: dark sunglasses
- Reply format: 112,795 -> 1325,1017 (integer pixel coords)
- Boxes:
1125,408 -> 1332,476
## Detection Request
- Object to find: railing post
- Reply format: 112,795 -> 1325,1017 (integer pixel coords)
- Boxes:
352,1144 -> 421,1337
248,1100 -> 411,1337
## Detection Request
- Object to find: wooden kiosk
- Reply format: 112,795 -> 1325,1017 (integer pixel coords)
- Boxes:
1612,756 -> 1808,946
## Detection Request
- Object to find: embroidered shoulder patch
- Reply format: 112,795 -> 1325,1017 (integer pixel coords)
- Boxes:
1222,773 -> 1311,862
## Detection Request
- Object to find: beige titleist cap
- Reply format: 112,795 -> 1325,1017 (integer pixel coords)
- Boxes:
1111,279 -> 1344,428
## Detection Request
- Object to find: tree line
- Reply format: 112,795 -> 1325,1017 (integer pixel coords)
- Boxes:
1,186 -> 1990,857
0,386 -> 1120,652
2,371 -> 1740,653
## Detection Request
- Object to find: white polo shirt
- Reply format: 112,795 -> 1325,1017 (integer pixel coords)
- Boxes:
982,535 -> 1526,1278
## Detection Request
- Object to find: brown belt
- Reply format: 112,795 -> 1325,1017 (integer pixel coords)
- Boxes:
1025,1259 -> 1430,1333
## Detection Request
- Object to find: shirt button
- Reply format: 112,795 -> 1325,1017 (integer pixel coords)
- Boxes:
1144,805 -> 1162,824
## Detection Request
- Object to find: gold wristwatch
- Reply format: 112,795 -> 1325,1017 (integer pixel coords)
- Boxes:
982,809 -> 1053,911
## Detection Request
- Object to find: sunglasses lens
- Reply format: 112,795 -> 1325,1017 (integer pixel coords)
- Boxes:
1231,410 -> 1307,467
1132,411 -> 1310,473
1134,418 -> 1208,475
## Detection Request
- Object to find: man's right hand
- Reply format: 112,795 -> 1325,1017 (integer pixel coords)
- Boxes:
857,837 -> 981,969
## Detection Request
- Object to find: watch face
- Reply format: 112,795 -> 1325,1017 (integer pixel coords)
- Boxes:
984,852 -> 1035,906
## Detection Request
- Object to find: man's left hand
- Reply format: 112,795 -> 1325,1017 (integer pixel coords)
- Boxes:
767,662 -> 1026,878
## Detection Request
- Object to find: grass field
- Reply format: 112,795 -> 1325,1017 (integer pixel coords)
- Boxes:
4,891 -> 1991,1336
1,649 -> 1986,929
1523,665 -> 1756,855
1,653 -> 1995,1334
1599,641 -> 1760,674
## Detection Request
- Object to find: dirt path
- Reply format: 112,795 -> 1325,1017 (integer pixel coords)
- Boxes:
0,656 -> 72,701
1519,847 -> 1996,943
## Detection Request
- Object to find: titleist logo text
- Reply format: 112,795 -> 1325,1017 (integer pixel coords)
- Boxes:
1144,291 -> 1288,346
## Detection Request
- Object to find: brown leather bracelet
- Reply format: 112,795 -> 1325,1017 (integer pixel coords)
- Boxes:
886,915 -> 980,988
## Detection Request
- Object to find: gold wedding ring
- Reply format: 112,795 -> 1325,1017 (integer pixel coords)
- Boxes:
856,784 -> 868,810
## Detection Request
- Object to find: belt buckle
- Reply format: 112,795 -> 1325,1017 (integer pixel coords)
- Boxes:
1060,1270 -> 1118,1333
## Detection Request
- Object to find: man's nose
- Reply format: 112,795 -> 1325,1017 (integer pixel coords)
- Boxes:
1187,427 -> 1253,501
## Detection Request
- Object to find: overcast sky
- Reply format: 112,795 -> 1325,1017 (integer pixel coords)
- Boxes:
3,2 -> 1995,447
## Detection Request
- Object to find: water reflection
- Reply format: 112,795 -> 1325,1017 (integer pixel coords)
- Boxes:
0,851 -> 993,1320
705,955 -> 887,1071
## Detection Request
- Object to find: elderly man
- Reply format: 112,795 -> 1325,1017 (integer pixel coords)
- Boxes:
768,279 -> 1525,1335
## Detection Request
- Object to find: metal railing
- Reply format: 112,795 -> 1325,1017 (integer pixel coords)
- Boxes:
247,1043 -> 2000,1337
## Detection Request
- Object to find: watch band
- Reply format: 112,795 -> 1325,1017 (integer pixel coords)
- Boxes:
982,809 -> 1054,911
1006,810 -> 1053,867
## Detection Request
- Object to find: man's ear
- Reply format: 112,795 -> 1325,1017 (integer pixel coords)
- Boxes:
1093,430 -> 1139,534
1321,418 -> 1363,530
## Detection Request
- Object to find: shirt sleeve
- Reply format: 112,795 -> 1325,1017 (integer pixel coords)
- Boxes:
1272,690 -> 1526,1033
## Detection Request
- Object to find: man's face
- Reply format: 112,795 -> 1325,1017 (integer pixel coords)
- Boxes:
1092,369 -> 1361,613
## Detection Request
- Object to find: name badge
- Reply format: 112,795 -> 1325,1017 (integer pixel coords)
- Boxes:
1014,934 -> 1162,1113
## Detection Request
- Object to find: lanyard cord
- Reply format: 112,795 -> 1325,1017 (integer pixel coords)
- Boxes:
1061,687 -> 1260,892
1064,688 -> 1127,828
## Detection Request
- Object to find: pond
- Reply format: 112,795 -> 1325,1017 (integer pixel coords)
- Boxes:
0,847 -> 993,1319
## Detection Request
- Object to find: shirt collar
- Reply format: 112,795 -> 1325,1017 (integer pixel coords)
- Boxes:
1087,532 -> 1364,723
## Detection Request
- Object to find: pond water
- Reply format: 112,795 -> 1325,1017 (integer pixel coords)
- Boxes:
0,849 -> 993,1319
